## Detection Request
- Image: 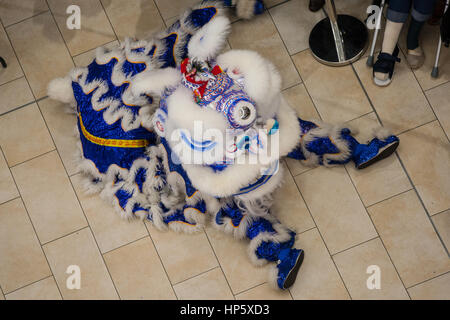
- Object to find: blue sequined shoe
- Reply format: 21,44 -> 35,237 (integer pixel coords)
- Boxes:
276,248 -> 305,289
353,135 -> 400,169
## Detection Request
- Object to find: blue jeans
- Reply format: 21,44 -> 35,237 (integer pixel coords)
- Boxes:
387,0 -> 438,22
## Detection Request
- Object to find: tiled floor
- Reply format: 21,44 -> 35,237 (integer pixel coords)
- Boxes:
0,0 -> 449,300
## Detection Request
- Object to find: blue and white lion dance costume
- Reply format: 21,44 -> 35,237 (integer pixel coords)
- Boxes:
48,1 -> 399,290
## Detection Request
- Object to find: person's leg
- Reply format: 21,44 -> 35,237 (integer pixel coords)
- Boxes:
309,0 -> 325,12
406,0 -> 438,68
373,0 -> 411,85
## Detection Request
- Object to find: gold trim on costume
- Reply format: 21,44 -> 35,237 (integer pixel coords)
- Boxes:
78,114 -> 149,148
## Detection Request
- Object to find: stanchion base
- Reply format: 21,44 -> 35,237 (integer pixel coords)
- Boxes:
309,14 -> 368,66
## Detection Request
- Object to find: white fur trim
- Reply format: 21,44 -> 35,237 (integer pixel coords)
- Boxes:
131,68 -> 181,97
372,126 -> 393,141
47,77 -> 75,105
188,15 -> 231,61
216,50 -> 282,120
178,101 -> 299,198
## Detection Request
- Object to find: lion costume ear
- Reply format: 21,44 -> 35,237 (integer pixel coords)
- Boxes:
130,67 -> 181,97
187,15 -> 231,61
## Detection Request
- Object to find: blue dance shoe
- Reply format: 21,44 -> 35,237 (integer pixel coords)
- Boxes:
353,135 -> 399,169
276,248 -> 305,289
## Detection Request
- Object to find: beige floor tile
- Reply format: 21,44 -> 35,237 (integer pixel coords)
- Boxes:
432,210 -> 450,251
293,50 -> 372,123
47,0 -> 116,56
0,198 -> 51,293
0,150 -> 19,204
295,166 -> 377,254
0,77 -> 34,115
5,276 -> 61,300
6,11 -> 74,98
38,98 -> 79,175
71,174 -> 148,253
0,103 -> 54,166
43,227 -> 118,299
282,84 -> 321,176
0,289 -> 4,300
11,151 -> 87,244
334,0 -> 373,22
289,228 -> 350,300
345,113 -> 411,206
101,0 -> 164,41
333,238 -> 409,300
397,121 -> 450,215
265,0 -> 287,8
147,223 -> 218,285
204,225 -> 268,294
408,272 -> 450,300
368,190 -> 450,287
103,237 -> 176,299
269,0 -> 325,55
235,282 -> 292,300
283,83 -> 320,120
0,25 -> 23,86
426,82 -> 450,138
272,163 -> 315,233
0,0 -> 48,27
154,0 -> 199,20
73,40 -> 120,67
399,23 -> 450,91
353,51 -> 435,134
173,267 -> 234,300
229,12 -> 301,90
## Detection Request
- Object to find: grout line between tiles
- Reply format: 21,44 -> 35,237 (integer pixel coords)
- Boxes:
0,98 -> 44,117
291,168 -> 353,300
3,10 -> 50,30
143,223 -> 179,299
266,10 -> 304,87
0,75 -> 25,88
200,228 -> 237,300
2,275 -> 54,297
98,0 -> 121,43
351,60 -> 449,279
171,265 -> 221,287
8,149 -> 57,169
0,196 -> 20,207
34,87 -> 122,298
343,165 -> 412,299
397,46 -> 450,144
152,0 -> 168,29
365,188 -> 413,209
101,233 -> 149,255
0,146 -> 64,298
233,281 -> 267,297
405,270 -> 450,290
331,235 -> 380,257
44,0 -> 77,68
423,79 -> 450,93
40,226 -> 90,247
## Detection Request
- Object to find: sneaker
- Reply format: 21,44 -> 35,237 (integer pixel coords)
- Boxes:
373,46 -> 401,87
407,47 -> 425,70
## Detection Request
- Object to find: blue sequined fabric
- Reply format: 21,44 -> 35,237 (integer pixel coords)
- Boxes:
286,117 -> 400,168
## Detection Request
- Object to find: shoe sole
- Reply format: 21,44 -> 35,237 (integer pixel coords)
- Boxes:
282,250 -> 305,289
373,75 -> 392,87
357,140 -> 399,170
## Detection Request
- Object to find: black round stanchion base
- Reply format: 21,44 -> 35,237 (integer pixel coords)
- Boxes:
309,14 -> 368,66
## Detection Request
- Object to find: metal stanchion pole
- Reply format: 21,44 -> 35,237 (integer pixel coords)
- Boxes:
309,0 -> 368,66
